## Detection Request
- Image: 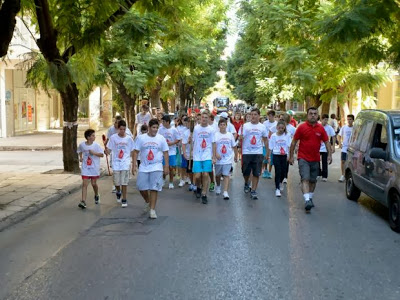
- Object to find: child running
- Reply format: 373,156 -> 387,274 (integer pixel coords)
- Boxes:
78,129 -> 104,209
106,120 -> 135,207
133,118 -> 169,219
267,120 -> 292,197
213,118 -> 238,200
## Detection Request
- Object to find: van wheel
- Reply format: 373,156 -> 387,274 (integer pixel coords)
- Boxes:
345,171 -> 360,201
389,192 -> 400,233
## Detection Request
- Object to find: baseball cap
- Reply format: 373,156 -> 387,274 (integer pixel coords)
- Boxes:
220,112 -> 229,119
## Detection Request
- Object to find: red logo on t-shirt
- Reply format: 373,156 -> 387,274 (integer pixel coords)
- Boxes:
118,149 -> 124,159
147,149 -> 154,161
221,144 -> 227,154
201,138 -> 207,149
251,135 -> 256,145
280,146 -> 285,155
87,156 -> 92,166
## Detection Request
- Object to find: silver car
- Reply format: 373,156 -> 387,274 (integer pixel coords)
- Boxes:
345,109 -> 400,232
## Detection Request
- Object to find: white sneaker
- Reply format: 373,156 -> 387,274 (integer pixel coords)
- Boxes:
168,183 -> 174,189
215,186 -> 221,195
322,178 -> 328,182
275,189 -> 281,197
338,175 -> 345,182
223,191 -> 230,200
283,178 -> 288,184
150,209 -> 157,219
280,184 -> 284,191
143,202 -> 150,213
112,186 -> 117,193
185,178 -> 191,184
178,179 -> 185,187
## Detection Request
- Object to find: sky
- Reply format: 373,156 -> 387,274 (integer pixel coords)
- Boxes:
223,0 -> 241,58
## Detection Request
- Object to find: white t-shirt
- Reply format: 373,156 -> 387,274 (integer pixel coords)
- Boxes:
106,125 -> 133,139
214,131 -> 236,165
134,133 -> 169,173
107,134 -> 135,171
176,125 -> 187,144
242,122 -> 268,155
339,125 -> 353,153
192,124 -> 215,161
135,112 -> 152,134
263,120 -> 277,138
269,133 -> 292,155
158,126 -> 181,156
77,142 -> 103,176
286,124 -> 296,137
320,124 -> 336,152
182,129 -> 192,159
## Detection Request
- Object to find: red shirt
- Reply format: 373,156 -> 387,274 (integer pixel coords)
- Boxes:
290,118 -> 298,127
294,121 -> 328,162
232,119 -> 243,133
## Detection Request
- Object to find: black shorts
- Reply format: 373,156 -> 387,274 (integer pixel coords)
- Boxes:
186,160 -> 193,174
341,152 -> 347,161
298,159 -> 319,182
242,154 -> 264,177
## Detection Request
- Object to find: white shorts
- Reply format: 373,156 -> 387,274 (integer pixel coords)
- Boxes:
113,170 -> 130,186
215,164 -> 232,176
137,171 -> 164,191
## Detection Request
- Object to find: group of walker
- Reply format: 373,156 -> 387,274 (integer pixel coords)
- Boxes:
77,104 -> 354,216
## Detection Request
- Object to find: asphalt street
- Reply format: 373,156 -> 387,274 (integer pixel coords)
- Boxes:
1,152 -> 400,300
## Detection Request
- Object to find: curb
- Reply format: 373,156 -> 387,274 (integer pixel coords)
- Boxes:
0,146 -> 62,151
0,169 -> 109,232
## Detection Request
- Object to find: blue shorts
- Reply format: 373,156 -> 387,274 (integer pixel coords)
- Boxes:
341,152 -> 347,161
193,160 -> 212,173
163,155 -> 176,167
181,156 -> 188,168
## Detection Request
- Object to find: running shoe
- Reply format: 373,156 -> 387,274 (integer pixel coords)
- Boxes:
310,199 -> 315,208
215,186 -> 221,195
244,183 -> 251,193
322,178 -> 327,182
338,175 -> 345,182
266,173 -> 272,179
78,201 -> 87,209
178,179 -> 185,187
201,195 -> 208,204
188,184 -> 194,191
275,189 -> 281,197
168,183 -> 174,189
262,170 -> 269,178
150,209 -> 157,219
94,195 -> 100,204
250,190 -> 258,200
116,192 -> 122,203
185,178 -> 191,184
195,187 -> 202,199
112,186 -> 117,193
280,184 -> 284,191
121,199 -> 127,208
143,202 -> 150,213
223,191 -> 230,200
209,182 -> 215,192
283,178 -> 288,184
305,200 -> 313,211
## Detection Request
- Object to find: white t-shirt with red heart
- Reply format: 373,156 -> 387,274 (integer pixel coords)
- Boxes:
134,133 -> 169,172
78,141 -> 103,176
242,122 -> 268,155
192,125 -> 215,161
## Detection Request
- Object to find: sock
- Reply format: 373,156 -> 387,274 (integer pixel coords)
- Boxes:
303,193 -> 310,202
309,192 -> 314,199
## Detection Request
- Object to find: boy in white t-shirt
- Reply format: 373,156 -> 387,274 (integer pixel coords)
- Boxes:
106,120 -> 135,208
192,112 -> 215,204
77,129 -> 104,209
262,110 -> 277,179
319,114 -> 336,181
338,114 -> 354,182
134,104 -> 152,137
158,115 -> 181,189
133,119 -> 169,219
240,108 -> 269,200
213,118 -> 238,200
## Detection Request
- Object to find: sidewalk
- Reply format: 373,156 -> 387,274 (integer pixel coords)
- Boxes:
0,127 -> 110,231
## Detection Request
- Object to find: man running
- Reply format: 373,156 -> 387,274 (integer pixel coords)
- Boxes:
338,114 -> 354,182
240,108 -> 269,200
288,107 -> 332,212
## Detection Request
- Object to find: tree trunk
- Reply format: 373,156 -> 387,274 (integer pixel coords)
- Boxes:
0,0 -> 21,57
161,99 -> 169,113
115,81 -> 136,131
321,101 -> 330,115
60,84 -> 80,173
149,77 -> 163,108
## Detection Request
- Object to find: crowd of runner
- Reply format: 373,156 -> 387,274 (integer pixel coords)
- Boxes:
77,104 -> 354,218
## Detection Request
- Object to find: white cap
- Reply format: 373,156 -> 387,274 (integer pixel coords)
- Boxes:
220,112 -> 228,118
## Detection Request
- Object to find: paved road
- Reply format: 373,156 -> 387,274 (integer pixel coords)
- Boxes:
1,155 -> 400,299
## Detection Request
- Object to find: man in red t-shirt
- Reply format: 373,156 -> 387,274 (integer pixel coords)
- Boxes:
288,107 -> 332,212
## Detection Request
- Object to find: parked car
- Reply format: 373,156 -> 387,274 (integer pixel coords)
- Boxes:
345,109 -> 400,232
